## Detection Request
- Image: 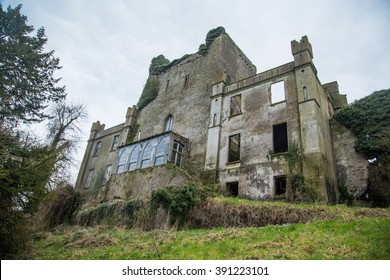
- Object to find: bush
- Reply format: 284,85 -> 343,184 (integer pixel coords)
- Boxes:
41,185 -> 82,229
151,182 -> 201,226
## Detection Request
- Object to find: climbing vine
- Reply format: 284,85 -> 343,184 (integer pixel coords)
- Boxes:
137,78 -> 160,110
150,182 -> 200,226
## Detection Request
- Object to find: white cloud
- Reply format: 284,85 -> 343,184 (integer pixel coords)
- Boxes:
3,0 -> 390,182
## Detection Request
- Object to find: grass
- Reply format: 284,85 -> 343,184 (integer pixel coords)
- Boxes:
29,216 -> 390,260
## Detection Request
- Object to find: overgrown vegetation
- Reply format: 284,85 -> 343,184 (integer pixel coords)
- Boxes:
335,89 -> 390,207
151,182 -> 201,226
27,204 -> 390,260
136,78 -> 161,110
0,5 -> 86,259
126,123 -> 140,144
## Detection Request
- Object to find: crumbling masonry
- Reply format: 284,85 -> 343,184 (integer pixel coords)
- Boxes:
75,28 -> 368,203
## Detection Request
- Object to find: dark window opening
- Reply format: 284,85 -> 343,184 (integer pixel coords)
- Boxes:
111,135 -> 120,151
228,134 -> 240,162
165,79 -> 170,92
184,75 -> 190,89
274,176 -> 287,196
227,182 -> 239,197
273,123 -> 288,153
93,141 -> 102,156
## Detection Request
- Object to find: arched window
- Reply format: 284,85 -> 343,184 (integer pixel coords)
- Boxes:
171,141 -> 184,167
141,142 -> 153,168
165,115 -> 173,132
128,145 -> 140,171
116,148 -> 131,173
303,86 -> 308,101
154,137 -> 169,166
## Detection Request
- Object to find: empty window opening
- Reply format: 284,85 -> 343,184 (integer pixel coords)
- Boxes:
111,135 -> 120,151
228,134 -> 241,162
227,182 -> 239,197
171,141 -> 184,167
93,141 -> 102,156
273,123 -> 288,153
271,81 -> 285,104
230,94 -> 242,116
274,176 -> 287,196
184,74 -> 190,89
85,169 -> 94,188
165,115 -> 173,132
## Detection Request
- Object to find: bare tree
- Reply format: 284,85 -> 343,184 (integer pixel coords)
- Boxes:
46,102 -> 87,188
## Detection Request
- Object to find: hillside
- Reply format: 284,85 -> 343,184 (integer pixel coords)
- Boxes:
27,197 -> 390,260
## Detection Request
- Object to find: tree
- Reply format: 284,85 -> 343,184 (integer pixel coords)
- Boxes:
0,5 -> 82,258
45,101 -> 87,188
0,4 -> 66,126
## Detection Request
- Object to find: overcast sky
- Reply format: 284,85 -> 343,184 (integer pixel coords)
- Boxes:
2,0 -> 390,182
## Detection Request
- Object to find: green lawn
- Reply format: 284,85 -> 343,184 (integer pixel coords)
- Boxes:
29,216 -> 390,260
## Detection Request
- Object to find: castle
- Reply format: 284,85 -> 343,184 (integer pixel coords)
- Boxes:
75,27 -> 368,203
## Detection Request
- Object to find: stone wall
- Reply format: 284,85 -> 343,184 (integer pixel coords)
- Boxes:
98,165 -> 191,201
330,119 -> 368,197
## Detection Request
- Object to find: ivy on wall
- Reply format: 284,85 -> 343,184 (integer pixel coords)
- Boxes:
136,78 -> 161,110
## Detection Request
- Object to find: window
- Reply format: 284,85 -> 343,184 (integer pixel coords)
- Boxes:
184,74 -> 190,89
111,135 -> 120,151
154,138 -> 169,166
228,134 -> 241,162
273,123 -> 288,153
165,115 -> 173,132
85,169 -> 94,188
103,165 -> 112,184
116,148 -> 130,173
128,145 -> 140,171
303,86 -> 308,101
140,142 -> 152,168
227,182 -> 239,197
165,79 -> 170,92
93,141 -> 102,156
171,141 -> 184,167
230,94 -> 242,116
274,176 -> 287,196
271,81 -> 285,104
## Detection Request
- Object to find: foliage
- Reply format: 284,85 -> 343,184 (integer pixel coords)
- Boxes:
334,89 -> 390,161
149,55 -> 170,75
151,182 -> 200,226
0,4 -> 66,126
338,184 -> 354,206
366,165 -> 390,207
92,168 -> 104,198
136,78 -> 160,110
198,26 -> 226,55
126,123 -> 140,144
28,214 -> 390,260
41,185 -> 82,229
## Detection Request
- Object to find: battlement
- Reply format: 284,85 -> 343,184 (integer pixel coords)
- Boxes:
291,35 -> 313,58
90,120 -> 105,132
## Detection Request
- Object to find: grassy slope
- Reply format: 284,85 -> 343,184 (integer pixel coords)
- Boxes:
29,199 -> 390,260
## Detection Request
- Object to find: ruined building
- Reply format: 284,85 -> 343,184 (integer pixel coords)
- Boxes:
75,28 -> 368,203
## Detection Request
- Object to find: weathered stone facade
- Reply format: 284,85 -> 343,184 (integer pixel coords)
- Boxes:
75,29 -> 366,203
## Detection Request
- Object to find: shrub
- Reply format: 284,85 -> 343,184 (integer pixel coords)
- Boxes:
151,182 -> 201,226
